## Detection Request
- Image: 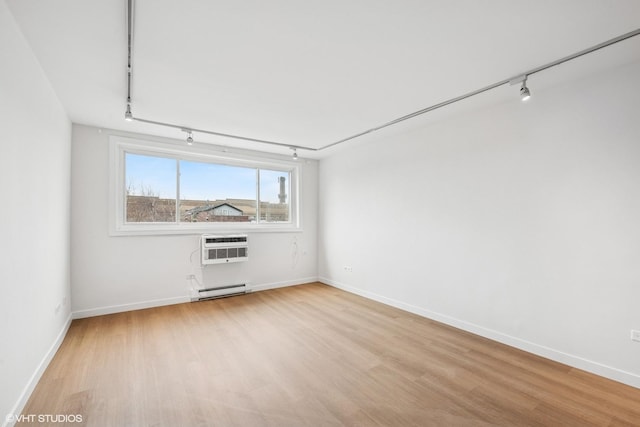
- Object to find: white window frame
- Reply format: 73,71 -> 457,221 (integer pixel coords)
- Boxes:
109,135 -> 301,236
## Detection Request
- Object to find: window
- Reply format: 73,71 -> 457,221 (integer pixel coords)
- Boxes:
177,161 -> 257,223
259,169 -> 291,223
110,136 -> 300,235
125,153 -> 177,223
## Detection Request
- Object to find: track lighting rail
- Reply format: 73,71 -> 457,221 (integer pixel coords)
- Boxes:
124,0 -> 639,153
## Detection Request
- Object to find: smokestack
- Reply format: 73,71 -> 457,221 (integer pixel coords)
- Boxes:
278,176 -> 287,204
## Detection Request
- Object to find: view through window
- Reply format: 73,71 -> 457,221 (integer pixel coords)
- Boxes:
125,153 -> 291,224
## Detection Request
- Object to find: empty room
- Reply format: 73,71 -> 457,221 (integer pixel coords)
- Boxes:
2,0 -> 640,426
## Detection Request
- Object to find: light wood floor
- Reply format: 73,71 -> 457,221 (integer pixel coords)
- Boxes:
20,283 -> 640,426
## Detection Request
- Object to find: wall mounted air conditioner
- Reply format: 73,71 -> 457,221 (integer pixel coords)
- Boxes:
201,234 -> 248,265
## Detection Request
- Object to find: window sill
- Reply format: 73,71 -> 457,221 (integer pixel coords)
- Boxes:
109,223 -> 303,237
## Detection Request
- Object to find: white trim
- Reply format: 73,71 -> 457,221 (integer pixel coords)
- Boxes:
72,295 -> 190,319
3,314 -> 73,427
248,277 -> 319,293
109,225 -> 305,237
109,135 -> 302,236
319,277 -> 640,390
72,277 -> 319,319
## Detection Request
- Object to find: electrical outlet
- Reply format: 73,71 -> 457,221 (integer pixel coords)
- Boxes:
631,330 -> 640,342
186,274 -> 196,280
344,266 -> 353,273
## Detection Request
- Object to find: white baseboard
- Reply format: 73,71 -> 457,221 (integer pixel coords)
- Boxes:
319,276 -> 640,390
72,295 -> 190,319
3,313 -> 73,427
249,276 -> 319,293
72,277 -> 320,319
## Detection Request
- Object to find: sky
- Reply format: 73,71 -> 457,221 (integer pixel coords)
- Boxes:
125,153 -> 288,203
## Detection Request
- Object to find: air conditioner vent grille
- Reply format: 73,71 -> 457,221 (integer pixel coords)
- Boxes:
205,236 -> 247,244
207,247 -> 248,260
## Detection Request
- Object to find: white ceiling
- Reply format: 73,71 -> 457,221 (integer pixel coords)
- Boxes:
6,0 -> 640,158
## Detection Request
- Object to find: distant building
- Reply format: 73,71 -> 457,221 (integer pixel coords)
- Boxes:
183,202 -> 250,222
278,176 -> 287,204
127,196 -> 288,223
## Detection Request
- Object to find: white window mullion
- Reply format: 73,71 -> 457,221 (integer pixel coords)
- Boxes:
255,168 -> 261,224
175,159 -> 181,224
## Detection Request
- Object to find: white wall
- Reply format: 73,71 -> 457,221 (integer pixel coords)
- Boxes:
0,2 -> 72,424
71,125 -> 318,317
318,59 -> 640,387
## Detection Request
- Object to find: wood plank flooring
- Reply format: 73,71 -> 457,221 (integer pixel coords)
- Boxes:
18,283 -> 640,426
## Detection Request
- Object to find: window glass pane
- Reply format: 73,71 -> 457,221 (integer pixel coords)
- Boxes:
114,137 -> 300,233
180,160 -> 256,223
259,169 -> 290,222
125,153 -> 177,222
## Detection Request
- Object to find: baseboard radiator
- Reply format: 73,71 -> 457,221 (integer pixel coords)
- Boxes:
192,283 -> 247,301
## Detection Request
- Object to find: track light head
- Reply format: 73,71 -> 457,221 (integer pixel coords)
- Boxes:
510,75 -> 532,102
520,84 -> 531,101
124,103 -> 133,121
520,78 -> 531,101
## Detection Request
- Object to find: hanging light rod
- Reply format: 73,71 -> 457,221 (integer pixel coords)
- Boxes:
124,0 -> 639,153
132,116 -> 302,149
125,0 -> 133,121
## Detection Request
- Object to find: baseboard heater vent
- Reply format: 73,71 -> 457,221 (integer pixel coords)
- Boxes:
193,284 -> 247,301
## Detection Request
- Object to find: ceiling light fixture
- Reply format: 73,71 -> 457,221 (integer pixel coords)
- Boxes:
520,78 -> 531,101
124,103 -> 133,121
184,129 -> 194,145
292,148 -> 298,160
510,75 -> 531,101
122,0 -> 640,154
